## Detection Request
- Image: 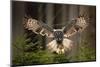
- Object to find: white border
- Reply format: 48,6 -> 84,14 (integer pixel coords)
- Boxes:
14,0 -> 96,5
0,0 -> 99,67
0,0 -> 10,67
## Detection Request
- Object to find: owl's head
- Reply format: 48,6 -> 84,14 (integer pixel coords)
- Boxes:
53,29 -> 64,44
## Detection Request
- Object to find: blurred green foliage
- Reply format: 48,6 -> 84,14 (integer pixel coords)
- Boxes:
12,31 -> 96,66
77,31 -> 96,62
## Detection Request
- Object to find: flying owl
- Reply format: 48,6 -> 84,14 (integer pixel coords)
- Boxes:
23,16 -> 88,54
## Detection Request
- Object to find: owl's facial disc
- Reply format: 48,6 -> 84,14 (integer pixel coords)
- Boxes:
53,30 -> 64,43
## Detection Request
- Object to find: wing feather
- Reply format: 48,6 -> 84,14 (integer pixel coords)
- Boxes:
23,17 -> 54,37
64,17 -> 88,37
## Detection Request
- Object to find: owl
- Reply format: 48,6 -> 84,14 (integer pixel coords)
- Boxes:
23,16 -> 88,54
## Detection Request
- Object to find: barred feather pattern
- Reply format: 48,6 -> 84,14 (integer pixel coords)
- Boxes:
23,18 -> 54,37
64,17 -> 88,38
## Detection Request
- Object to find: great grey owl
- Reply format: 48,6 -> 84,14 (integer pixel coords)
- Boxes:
23,16 -> 88,54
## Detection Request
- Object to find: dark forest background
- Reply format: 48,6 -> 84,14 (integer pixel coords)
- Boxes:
11,1 -> 96,66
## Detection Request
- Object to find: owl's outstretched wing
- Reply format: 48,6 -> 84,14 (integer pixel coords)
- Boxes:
23,17 -> 54,38
64,17 -> 88,37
